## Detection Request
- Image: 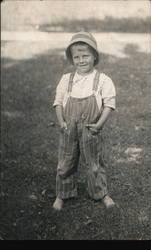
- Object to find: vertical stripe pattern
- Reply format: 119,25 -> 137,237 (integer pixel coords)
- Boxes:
56,71 -> 108,200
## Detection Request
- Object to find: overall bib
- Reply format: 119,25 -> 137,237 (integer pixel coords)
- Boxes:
56,71 -> 108,200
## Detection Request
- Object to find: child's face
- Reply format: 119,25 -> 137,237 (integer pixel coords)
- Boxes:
71,44 -> 96,75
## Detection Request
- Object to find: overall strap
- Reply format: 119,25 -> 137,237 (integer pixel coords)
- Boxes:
67,72 -> 75,93
92,70 -> 101,93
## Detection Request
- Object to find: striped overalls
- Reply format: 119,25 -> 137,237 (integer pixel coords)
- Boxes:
56,71 -> 108,200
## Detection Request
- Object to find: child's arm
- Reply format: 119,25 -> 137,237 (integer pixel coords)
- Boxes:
86,74 -> 116,134
86,107 -> 112,134
96,106 -> 112,129
55,105 -> 67,130
53,74 -> 69,130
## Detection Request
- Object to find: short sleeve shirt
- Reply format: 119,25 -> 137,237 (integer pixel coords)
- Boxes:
53,69 -> 116,110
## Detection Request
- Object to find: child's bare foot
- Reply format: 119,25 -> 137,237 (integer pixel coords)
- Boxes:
53,197 -> 64,211
102,195 -> 115,209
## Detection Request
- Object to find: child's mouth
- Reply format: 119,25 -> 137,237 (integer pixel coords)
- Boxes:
79,65 -> 87,67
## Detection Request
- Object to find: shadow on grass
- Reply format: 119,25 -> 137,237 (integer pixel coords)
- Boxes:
39,16 -> 151,33
1,43 -> 151,240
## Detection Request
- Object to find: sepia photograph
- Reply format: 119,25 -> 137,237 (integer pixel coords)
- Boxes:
1,0 -> 151,240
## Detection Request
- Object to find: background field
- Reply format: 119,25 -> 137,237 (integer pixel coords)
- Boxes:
1,0 -> 151,240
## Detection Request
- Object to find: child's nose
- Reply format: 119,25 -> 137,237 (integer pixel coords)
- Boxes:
79,57 -> 84,63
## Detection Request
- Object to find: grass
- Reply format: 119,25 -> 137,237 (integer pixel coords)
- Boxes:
1,41 -> 151,240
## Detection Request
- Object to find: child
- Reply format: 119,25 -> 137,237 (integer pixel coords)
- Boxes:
52,31 -> 116,211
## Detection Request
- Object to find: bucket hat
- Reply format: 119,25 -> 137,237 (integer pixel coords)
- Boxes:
66,31 -> 99,66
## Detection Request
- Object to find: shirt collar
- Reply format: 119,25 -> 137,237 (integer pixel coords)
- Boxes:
74,69 -> 97,82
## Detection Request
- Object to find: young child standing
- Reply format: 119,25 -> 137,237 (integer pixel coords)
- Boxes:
52,31 -> 116,211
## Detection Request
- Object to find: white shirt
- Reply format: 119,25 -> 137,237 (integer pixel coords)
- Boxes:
53,69 -> 116,110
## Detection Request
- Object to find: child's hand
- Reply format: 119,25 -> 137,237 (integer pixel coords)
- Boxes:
85,124 -> 101,135
60,121 -> 68,133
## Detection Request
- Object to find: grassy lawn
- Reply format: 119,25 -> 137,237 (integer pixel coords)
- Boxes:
1,40 -> 151,240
